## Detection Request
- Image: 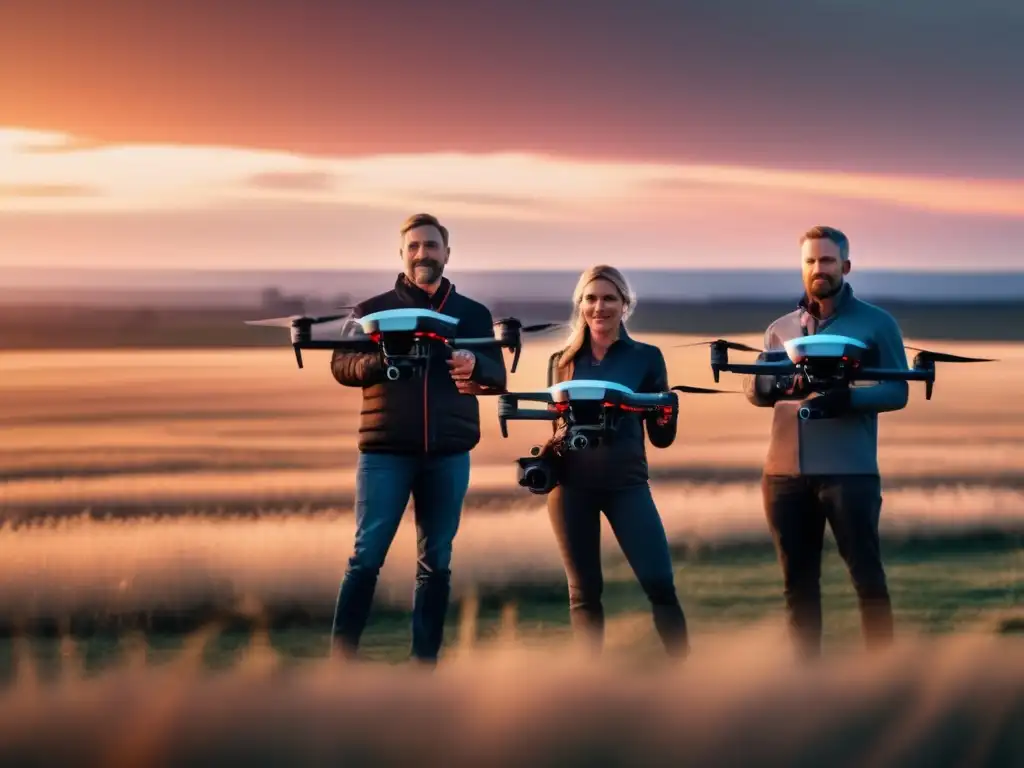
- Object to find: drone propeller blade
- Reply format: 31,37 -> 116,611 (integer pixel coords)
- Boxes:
675,338 -> 762,353
244,316 -> 300,328
905,346 -> 996,363
521,322 -> 565,333
494,317 -> 565,334
244,307 -> 355,328
670,384 -> 738,394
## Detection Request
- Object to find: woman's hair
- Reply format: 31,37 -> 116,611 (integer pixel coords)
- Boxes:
555,265 -> 636,371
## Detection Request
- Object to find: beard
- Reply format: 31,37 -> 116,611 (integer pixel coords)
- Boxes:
409,259 -> 444,284
806,274 -> 842,299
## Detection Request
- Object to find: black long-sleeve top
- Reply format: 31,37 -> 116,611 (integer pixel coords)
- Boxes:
547,327 -> 677,489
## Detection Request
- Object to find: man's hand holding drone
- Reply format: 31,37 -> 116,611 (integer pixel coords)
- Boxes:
448,349 -> 476,382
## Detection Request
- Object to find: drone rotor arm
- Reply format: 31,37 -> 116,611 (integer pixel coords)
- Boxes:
506,408 -> 560,421
508,391 -> 555,404
856,367 -> 934,382
496,391 -> 555,437
449,337 -> 502,348
293,339 -> 380,353
719,361 -> 797,376
621,392 -> 676,409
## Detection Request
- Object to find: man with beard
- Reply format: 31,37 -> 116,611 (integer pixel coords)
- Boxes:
328,212 -> 507,665
744,225 -> 910,660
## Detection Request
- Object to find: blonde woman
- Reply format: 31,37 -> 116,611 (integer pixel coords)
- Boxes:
544,265 -> 689,657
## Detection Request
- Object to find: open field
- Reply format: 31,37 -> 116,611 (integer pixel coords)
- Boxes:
4,333 -> 1024,512
4,299 -> 1024,351
0,333 -> 1022,764
0,333 -> 1020,632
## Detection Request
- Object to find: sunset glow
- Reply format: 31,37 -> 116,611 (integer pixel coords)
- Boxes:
5,128 -> 1024,221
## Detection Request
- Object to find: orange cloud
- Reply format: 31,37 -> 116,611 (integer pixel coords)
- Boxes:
3,127 -> 1023,221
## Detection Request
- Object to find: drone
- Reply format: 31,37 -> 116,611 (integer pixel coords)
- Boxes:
684,334 -> 994,417
245,307 -> 560,379
495,379 -> 732,494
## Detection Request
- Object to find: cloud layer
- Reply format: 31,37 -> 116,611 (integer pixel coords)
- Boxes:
5,128 -> 1024,222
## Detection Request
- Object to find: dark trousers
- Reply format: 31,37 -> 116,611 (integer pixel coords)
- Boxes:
547,483 -> 689,656
331,450 -> 470,663
762,473 -> 893,658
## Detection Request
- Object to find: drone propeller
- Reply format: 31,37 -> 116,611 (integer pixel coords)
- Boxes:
484,318 -> 566,372
670,384 -> 738,394
675,338 -> 763,353
244,307 -> 358,368
521,322 -> 565,333
243,308 -> 356,328
905,346 -> 996,364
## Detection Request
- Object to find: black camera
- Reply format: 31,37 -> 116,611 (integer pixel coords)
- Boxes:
515,445 -> 560,495
379,331 -> 443,380
383,358 -> 420,381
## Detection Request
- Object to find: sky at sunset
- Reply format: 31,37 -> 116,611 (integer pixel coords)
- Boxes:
2,0 -> 1023,273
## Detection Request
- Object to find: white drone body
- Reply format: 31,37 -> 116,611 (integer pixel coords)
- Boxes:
783,334 -> 869,364
245,305 -> 561,373
356,308 -> 460,335
548,379 -> 636,402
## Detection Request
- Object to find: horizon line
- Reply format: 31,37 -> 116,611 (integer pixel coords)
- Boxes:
14,265 -> 1024,275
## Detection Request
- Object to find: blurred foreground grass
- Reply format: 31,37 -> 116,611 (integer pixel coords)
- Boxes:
2,534 -> 1018,685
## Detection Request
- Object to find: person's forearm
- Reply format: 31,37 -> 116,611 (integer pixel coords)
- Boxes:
849,381 -> 909,412
331,350 -> 384,387
850,317 -> 910,413
470,349 -> 507,390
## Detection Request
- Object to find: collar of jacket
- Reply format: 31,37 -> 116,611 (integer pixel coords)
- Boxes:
587,322 -> 637,349
797,281 -> 854,318
394,273 -> 454,310
551,323 -> 636,385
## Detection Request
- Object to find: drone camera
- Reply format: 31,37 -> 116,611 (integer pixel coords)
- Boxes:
798,404 -> 821,421
516,453 -> 558,495
568,433 -> 590,451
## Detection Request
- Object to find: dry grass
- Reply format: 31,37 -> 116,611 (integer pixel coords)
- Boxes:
0,335 -> 1020,626
0,614 -> 1021,767
0,481 -> 1020,627
0,339 -> 1021,765
2,335 -> 1023,514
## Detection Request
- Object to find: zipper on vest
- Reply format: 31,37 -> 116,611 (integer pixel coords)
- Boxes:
423,283 -> 452,452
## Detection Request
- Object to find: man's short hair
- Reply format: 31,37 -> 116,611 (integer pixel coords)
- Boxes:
800,225 -> 849,261
400,213 -> 449,247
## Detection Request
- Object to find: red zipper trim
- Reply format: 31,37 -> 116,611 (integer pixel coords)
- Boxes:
424,283 -> 453,451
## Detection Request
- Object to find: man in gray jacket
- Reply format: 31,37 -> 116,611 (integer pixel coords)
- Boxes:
744,226 -> 910,659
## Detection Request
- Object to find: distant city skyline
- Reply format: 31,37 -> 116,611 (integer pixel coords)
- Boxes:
2,1 -> 1022,272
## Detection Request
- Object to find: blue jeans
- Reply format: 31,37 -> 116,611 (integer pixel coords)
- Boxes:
331,450 -> 470,662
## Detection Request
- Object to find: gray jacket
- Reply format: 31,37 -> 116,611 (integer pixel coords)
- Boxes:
744,283 -> 910,476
